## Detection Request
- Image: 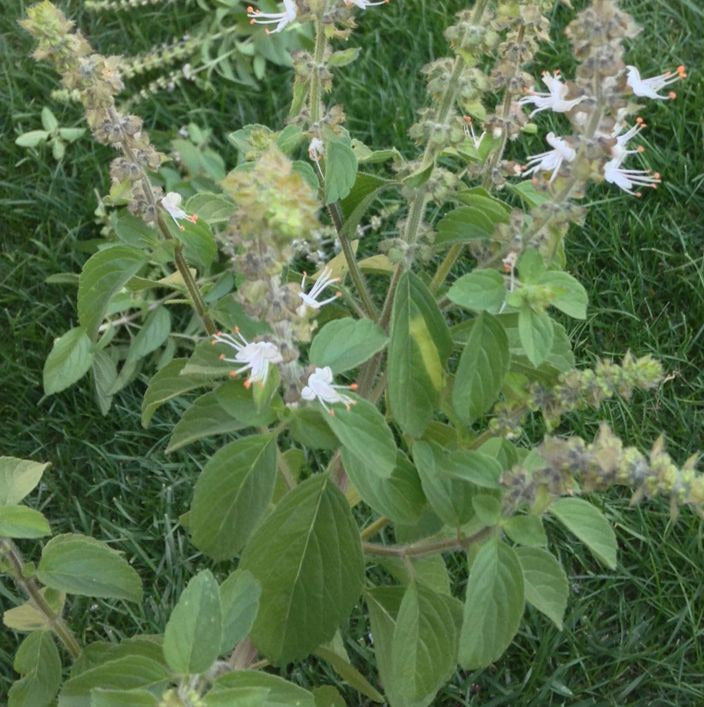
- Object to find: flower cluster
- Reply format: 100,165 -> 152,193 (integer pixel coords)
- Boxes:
502,424 -> 704,519
21,1 -> 168,224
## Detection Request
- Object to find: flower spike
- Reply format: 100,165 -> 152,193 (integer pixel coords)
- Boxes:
247,0 -> 297,34
212,328 -> 282,388
626,65 -> 686,100
298,267 -> 341,312
522,132 -> 576,184
161,192 -> 198,230
301,366 -> 357,415
603,153 -> 661,197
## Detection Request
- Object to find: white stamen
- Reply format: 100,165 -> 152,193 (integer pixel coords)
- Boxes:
522,132 -> 576,184
518,71 -> 585,116
247,0 -> 297,33
161,192 -> 198,230
344,0 -> 388,8
626,65 -> 686,100
603,152 -> 661,197
212,329 -> 282,388
298,267 -> 340,312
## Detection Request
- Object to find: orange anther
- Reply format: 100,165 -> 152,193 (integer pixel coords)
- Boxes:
229,370 -> 238,378
244,379 -> 252,389
676,65 -> 687,77
668,91 -> 677,99
349,383 -> 359,390
218,353 -> 225,360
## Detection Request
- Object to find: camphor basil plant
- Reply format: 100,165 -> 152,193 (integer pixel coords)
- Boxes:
4,0 -> 699,704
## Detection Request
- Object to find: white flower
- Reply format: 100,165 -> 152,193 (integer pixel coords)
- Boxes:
344,0 -> 388,9
626,65 -> 686,100
308,137 -> 325,162
603,152 -> 661,197
212,329 -> 282,388
522,132 -> 576,184
609,117 -> 647,160
301,366 -> 357,414
463,115 -> 485,149
161,192 -> 198,230
518,70 -> 585,116
247,0 -> 297,33
298,267 -> 340,312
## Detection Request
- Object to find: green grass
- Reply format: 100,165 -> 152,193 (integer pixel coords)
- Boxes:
2,0 -> 704,703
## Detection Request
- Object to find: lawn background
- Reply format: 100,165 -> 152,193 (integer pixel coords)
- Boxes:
1,0 -> 704,703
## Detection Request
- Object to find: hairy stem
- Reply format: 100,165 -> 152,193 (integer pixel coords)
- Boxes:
363,526 -> 494,558
1,539 -> 81,659
360,515 -> 390,540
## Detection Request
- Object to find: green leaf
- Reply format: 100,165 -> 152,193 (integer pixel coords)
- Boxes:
43,326 -> 94,395
185,193 -> 236,224
203,688 -> 267,707
402,162 -> 434,189
59,656 -> 169,706
389,583 -> 460,705
388,272 -> 452,437
0,457 -> 49,506
0,505 -> 51,538
472,494 -> 501,525
219,569 -> 261,654
58,127 -> 86,142
313,686 -> 346,707
141,359 -> 209,427
452,312 -> 509,425
503,514 -> 548,547
4,588 -> 65,633
210,671 -> 315,707
51,138 -> 65,161
90,689 -> 158,706
518,307 -> 554,367
92,349 -> 117,415
37,533 -> 142,603
538,271 -> 588,319
9,631 -> 61,707
113,213 -> 160,251
240,474 -> 364,664
412,442 -> 476,527
459,538 -> 525,669
379,554 -> 451,596
324,136 -> 358,204
276,124 -> 304,154
435,206 -> 493,246
289,407 -> 339,450
172,218 -> 217,273
309,318 -> 388,373
447,269 -> 506,313
517,249 -> 546,282
455,189 -> 511,223
515,547 -> 569,630
190,435 -> 277,561
78,246 -> 146,340
341,448 -> 426,526
125,307 -> 171,366
15,130 -> 49,147
550,497 -> 617,569
166,391 -> 246,453
328,47 -> 361,67
324,396 -> 397,479
163,569 -> 222,674
443,448 -> 502,490
215,379 -> 275,427
314,644 -> 384,703
340,172 -> 397,238
41,107 -> 58,131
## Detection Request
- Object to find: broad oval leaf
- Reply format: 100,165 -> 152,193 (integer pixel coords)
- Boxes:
0,457 -> 49,506
388,272 -> 452,437
436,206 -> 493,246
185,193 -> 236,224
210,670 -> 315,707
389,583 -> 461,705
539,271 -> 588,320
341,448 -> 426,526
219,569 -> 261,654
77,246 -> 146,340
447,269 -> 506,313
163,570 -> 222,675
518,306 -> 554,367
8,631 -> 61,707
0,505 -> 51,538
240,474 -> 364,664
125,306 -> 171,365
324,136 -> 358,204
549,497 -> 617,569
43,327 -> 94,395
452,312 -> 509,425
515,546 -> 568,630
324,396 -> 397,479
37,534 -> 142,603
190,435 -> 277,561
412,442 -> 476,527
309,317 -> 388,373
459,538 -> 525,669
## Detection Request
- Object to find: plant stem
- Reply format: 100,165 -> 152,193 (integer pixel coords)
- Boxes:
360,515 -> 390,540
1,539 -> 81,659
362,526 -> 494,559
